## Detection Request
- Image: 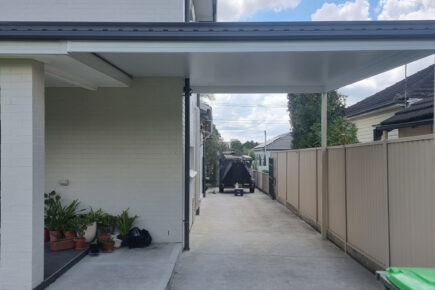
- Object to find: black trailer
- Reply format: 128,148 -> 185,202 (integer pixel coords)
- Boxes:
218,152 -> 255,193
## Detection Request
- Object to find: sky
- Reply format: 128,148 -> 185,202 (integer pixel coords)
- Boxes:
203,0 -> 435,143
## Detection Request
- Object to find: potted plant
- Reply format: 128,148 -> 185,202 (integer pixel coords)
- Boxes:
73,214 -> 89,250
96,211 -> 115,242
89,239 -> 100,256
115,208 -> 138,247
59,199 -> 83,239
84,208 -> 99,243
44,191 -> 62,241
101,239 -> 115,253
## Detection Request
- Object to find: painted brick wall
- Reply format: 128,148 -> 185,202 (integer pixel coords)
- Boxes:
0,61 -> 45,289
0,0 -> 184,22
45,77 -> 184,243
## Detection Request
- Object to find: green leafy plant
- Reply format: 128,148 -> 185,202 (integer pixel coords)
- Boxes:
116,209 -> 138,236
72,214 -> 91,238
60,199 -> 84,233
44,191 -> 62,231
90,208 -> 116,234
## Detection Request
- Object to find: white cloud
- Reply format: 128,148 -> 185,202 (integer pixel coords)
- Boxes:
311,0 -> 370,21
377,0 -> 435,20
340,0 -> 435,106
218,0 -> 300,21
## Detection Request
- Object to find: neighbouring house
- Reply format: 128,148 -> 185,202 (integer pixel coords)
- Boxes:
253,132 -> 292,171
0,7 -> 434,289
346,64 -> 434,142
375,97 -> 434,139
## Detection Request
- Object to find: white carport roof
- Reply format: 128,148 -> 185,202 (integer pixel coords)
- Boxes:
0,21 -> 434,93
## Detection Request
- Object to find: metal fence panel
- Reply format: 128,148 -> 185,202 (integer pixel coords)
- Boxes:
388,138 -> 435,267
328,147 -> 346,242
286,151 -> 299,209
276,152 -> 287,204
299,149 -> 318,221
346,143 -> 388,267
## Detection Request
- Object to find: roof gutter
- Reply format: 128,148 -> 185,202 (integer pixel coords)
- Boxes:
376,118 -> 434,131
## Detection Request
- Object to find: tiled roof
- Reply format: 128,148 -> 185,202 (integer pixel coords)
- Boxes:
254,132 -> 292,151
0,21 -> 434,40
346,64 -> 434,117
378,97 -> 433,129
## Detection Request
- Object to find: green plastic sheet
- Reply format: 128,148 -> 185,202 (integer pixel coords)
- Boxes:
386,267 -> 435,290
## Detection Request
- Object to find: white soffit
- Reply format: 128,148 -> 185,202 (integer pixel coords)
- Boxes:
0,40 -> 434,92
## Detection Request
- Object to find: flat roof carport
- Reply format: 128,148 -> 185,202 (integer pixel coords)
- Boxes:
0,20 -> 434,289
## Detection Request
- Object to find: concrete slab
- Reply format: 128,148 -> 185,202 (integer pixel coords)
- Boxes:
170,190 -> 382,290
47,243 -> 182,290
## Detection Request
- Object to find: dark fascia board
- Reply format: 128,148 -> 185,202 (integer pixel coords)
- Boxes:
0,20 -> 434,41
376,118 -> 434,131
346,102 -> 401,118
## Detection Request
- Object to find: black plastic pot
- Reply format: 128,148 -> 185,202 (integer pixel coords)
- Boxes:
89,243 -> 100,256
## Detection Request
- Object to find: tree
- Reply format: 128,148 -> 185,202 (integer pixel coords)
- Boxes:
230,139 -> 243,154
242,140 -> 259,150
205,125 -> 228,185
287,91 -> 358,149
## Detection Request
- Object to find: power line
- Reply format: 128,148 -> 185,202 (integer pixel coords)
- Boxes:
209,103 -> 287,108
214,119 -> 290,124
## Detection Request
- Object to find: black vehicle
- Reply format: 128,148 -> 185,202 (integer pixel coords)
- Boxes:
218,152 -> 255,193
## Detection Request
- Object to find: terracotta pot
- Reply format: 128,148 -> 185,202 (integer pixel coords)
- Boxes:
50,239 -> 74,251
102,241 -> 115,253
49,230 -> 61,242
84,222 -> 97,243
97,233 -> 111,242
44,228 -> 49,242
74,238 -> 86,251
64,231 -> 76,239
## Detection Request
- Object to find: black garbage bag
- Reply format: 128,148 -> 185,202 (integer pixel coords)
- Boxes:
128,227 -> 152,249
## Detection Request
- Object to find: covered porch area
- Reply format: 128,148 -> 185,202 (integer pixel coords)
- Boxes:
0,21 -> 434,289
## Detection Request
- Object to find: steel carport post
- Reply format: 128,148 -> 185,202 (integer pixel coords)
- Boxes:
184,78 -> 191,251
321,91 -> 329,240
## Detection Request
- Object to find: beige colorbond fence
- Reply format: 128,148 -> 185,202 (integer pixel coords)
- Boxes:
270,135 -> 434,270
253,170 -> 269,194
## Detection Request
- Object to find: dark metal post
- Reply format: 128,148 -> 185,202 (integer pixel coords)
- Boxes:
184,78 -> 191,251
185,0 -> 190,22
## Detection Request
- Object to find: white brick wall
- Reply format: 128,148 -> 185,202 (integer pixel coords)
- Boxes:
0,60 -> 45,290
0,0 -> 184,22
45,77 -> 185,243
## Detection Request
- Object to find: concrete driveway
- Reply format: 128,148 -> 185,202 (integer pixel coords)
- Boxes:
170,189 -> 382,290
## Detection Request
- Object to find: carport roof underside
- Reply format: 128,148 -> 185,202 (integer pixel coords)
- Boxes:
0,20 -> 434,93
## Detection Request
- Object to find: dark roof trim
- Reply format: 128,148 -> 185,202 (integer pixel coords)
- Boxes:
376,119 -> 433,131
0,21 -> 434,41
347,103 -> 402,118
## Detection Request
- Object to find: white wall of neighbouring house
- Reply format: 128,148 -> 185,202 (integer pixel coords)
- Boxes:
45,77 -> 185,243
0,0 -> 185,22
350,108 -> 401,143
254,149 -> 271,172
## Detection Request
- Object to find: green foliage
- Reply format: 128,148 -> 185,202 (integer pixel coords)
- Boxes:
205,125 -> 229,185
252,160 -> 258,170
72,214 -> 91,238
230,139 -> 243,154
89,208 -> 116,234
287,91 -> 358,149
61,199 -> 84,233
44,191 -> 83,232
116,208 -> 138,236
44,191 -> 62,231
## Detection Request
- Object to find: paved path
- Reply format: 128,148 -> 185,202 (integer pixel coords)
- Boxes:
171,189 -> 382,290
